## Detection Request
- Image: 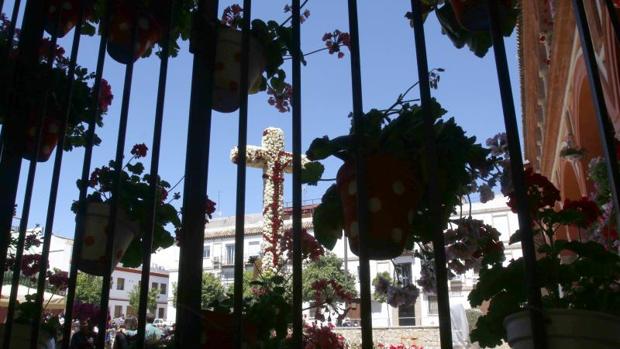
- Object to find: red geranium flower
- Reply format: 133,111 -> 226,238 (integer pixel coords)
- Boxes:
562,197 -> 601,228
507,168 -> 560,215
98,79 -> 113,112
130,143 -> 148,158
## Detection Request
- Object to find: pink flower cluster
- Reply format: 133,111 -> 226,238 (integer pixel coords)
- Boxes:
267,82 -> 293,113
280,228 -> 325,262
377,344 -> 424,349
221,4 -> 243,28
283,5 -> 311,23
322,30 -> 351,59
303,323 -> 346,349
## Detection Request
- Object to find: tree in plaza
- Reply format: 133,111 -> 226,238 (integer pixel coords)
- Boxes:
128,284 -> 159,315
75,272 -> 102,305
172,272 -> 227,309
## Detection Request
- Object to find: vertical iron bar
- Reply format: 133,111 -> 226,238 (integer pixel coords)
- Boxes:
604,0 -> 620,45
488,1 -> 547,348
346,1 -> 373,348
574,0 -> 620,222
410,1 -> 453,348
233,1 -> 251,348
62,2 -> 110,347
31,5 -> 85,348
176,1 -> 218,348
0,0 -> 21,157
136,1 -> 174,348
0,0 -> 33,296
96,30 -> 137,349
4,23 -> 60,349
291,0 -> 303,347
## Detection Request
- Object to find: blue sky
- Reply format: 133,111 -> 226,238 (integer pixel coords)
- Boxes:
6,1 -> 521,239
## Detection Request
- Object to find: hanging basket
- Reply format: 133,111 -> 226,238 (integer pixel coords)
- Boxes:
21,112 -> 62,163
44,0 -> 93,38
201,310 -> 258,349
449,0 -> 512,32
77,202 -> 139,276
336,155 -> 421,260
504,309 -> 620,349
211,27 -> 266,113
106,4 -> 161,64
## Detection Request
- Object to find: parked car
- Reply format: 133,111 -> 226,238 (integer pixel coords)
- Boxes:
153,318 -> 167,329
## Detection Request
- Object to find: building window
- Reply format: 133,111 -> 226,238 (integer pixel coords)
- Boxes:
427,295 -> 438,315
249,241 -> 259,246
203,245 -> 211,258
226,244 -> 235,265
114,305 -> 123,318
158,308 -> 165,319
152,282 -> 158,291
396,263 -> 412,285
160,283 -> 167,295
116,278 -> 125,291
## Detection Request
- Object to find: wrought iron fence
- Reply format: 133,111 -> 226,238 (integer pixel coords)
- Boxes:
0,0 -> 618,349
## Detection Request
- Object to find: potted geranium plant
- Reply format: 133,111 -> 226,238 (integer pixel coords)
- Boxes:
71,143 -> 181,275
86,0 -> 195,64
468,169 -> 620,348
0,15 -> 114,162
301,75 -> 502,260
405,0 -> 519,57
209,4 -> 348,113
43,0 -> 95,38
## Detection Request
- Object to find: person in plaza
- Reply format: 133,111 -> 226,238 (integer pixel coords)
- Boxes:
113,316 -> 137,349
69,319 -> 95,349
145,313 -> 163,347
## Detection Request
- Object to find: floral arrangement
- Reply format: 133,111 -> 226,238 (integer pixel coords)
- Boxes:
559,137 -> 585,161
405,0 -> 519,58
303,323 -> 347,349
0,14 -> 113,161
219,4 -> 350,112
587,154 -> 620,251
73,143 -> 182,267
468,170 -> 620,347
373,272 -> 420,308
302,77 -> 506,262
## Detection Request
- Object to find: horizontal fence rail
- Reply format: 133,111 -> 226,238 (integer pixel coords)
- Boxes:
0,1 -> 618,349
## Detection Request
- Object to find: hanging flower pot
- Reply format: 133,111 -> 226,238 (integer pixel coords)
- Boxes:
504,309 -> 620,349
44,0 -> 93,38
21,111 -> 62,163
202,310 -> 257,348
449,0 -> 512,32
336,155 -> 422,260
211,27 -> 266,113
106,4 -> 162,64
77,202 -> 139,276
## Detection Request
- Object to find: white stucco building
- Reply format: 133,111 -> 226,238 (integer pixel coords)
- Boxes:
44,235 -> 170,320
153,197 -> 520,327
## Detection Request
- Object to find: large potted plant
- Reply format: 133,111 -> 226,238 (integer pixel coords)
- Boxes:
208,4 -> 347,113
302,80 -> 502,260
468,169 -> 620,348
43,0 -> 95,38
71,144 -> 181,275
0,16 -> 114,162
405,0 -> 519,57
86,0 -> 195,64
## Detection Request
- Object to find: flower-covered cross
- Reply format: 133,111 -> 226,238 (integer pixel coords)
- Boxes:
230,127 -> 308,272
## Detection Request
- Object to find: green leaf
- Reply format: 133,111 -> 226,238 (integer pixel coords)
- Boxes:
301,161 -> 324,185
509,229 -> 521,244
312,185 -> 344,250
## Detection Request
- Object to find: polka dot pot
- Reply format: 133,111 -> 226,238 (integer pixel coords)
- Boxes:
336,155 -> 422,260
77,202 -> 139,276
21,112 -> 62,163
106,3 -> 162,64
44,0 -> 94,38
211,27 -> 266,113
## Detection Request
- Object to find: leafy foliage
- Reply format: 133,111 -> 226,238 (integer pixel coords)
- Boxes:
302,253 -> 357,304
76,272 -> 103,305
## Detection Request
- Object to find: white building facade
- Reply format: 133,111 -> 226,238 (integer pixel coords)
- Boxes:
153,197 -> 520,327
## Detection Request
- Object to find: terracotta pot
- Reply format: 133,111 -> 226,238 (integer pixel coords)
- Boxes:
211,27 -> 266,113
504,309 -> 620,349
201,310 -> 257,348
449,0 -> 512,32
106,3 -> 161,64
336,155 -> 422,260
77,202 -> 139,276
21,112 -> 62,163
44,0 -> 93,38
